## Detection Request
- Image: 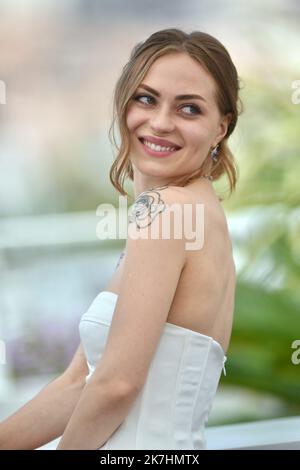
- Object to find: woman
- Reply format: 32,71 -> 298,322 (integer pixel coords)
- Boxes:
0,28 -> 241,450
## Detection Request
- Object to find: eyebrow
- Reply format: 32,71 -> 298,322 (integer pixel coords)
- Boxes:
137,83 -> 207,103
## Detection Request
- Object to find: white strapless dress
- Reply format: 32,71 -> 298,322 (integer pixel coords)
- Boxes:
79,291 -> 227,450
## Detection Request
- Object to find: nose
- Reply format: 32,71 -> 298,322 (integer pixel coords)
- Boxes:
149,105 -> 175,134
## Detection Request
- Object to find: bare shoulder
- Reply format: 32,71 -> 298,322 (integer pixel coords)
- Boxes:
125,185 -> 190,278
128,185 -> 191,232
132,184 -> 192,205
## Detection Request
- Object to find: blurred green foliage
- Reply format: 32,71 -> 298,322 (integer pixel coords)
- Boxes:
218,75 -> 300,413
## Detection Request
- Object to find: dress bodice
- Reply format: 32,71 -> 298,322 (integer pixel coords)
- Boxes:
79,291 -> 227,450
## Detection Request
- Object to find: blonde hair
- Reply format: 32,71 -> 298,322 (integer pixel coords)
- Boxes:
108,28 -> 243,200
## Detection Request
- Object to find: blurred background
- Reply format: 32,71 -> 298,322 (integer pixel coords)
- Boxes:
0,0 -> 300,433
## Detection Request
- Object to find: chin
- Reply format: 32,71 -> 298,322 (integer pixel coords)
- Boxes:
133,160 -> 165,174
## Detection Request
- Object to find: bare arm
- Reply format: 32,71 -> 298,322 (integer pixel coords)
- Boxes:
57,188 -> 187,449
0,343 -> 88,450
115,250 -> 125,270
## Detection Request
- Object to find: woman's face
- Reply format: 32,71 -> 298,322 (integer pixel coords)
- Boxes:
126,52 -> 231,185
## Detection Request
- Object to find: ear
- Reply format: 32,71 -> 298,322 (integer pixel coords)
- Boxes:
214,113 -> 232,146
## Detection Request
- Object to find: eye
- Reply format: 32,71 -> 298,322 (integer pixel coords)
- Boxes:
180,104 -> 201,116
132,94 -> 201,116
133,94 -> 155,106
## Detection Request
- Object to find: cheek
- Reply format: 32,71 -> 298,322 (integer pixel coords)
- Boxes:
185,127 -> 206,147
126,107 -> 145,132
186,122 -> 212,146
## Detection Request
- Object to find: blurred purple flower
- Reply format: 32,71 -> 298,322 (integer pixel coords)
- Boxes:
6,312 -> 81,377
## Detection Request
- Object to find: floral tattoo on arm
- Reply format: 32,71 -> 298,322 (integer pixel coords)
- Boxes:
128,186 -> 168,229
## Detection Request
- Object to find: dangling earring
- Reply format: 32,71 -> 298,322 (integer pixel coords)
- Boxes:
210,144 -> 220,162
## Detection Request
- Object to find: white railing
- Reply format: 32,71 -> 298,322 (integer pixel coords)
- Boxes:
0,210 -> 116,250
206,416 -> 300,449
37,416 -> 300,450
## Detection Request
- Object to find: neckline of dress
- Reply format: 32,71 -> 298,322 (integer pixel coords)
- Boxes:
97,290 -> 227,360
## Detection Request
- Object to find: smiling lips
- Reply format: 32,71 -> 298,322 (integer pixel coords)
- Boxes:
138,136 -> 182,157
139,135 -> 181,150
